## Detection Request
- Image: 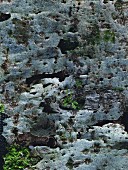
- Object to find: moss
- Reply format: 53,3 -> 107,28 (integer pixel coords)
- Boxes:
115,0 -> 123,10
87,23 -> 101,45
8,30 -> 13,37
60,134 -> 67,141
103,30 -> 115,43
112,87 -> 124,92
112,13 -> 118,20
66,158 -> 74,169
75,79 -> 83,88
62,90 -> 80,110
0,103 -> 4,113
12,18 -> 31,45
86,23 -> 115,45
3,144 -> 39,170
68,136 -> 74,143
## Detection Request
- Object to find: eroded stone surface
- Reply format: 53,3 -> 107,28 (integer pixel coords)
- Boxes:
0,0 -> 128,169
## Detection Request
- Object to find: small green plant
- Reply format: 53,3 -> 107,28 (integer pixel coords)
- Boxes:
112,87 -> 124,92
103,30 -> 115,43
88,23 -> 115,45
71,101 -> 79,109
3,144 -> 37,170
62,91 -> 79,110
60,134 -> 67,141
75,79 -> 83,88
0,103 -> 4,113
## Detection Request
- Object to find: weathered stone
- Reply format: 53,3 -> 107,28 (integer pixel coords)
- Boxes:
0,0 -> 128,169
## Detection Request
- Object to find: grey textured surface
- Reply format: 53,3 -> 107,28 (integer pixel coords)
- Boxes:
0,0 -> 128,169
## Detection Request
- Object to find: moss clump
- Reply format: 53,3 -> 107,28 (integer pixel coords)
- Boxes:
112,87 -> 124,92
0,103 -> 4,113
115,0 -> 123,10
62,92 -> 79,110
3,144 -> 38,170
60,134 -> 67,141
87,23 -> 101,45
103,30 -> 115,43
66,157 -> 74,169
12,18 -> 31,45
75,79 -> 83,88
86,23 -> 115,45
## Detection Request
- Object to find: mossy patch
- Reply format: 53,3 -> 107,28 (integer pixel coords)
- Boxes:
103,30 -> 115,43
112,87 -> 124,92
0,103 -> 4,113
66,157 -> 74,169
3,144 -> 40,170
12,17 -> 31,45
62,91 -> 80,110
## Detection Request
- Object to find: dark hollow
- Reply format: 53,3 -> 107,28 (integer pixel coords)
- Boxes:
39,102 -> 58,113
47,137 -> 56,148
93,120 -> 115,127
0,13 -> 11,22
120,108 -> 128,133
58,39 -> 79,54
26,71 -> 69,86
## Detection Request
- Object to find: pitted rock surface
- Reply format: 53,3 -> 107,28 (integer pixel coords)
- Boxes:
0,0 -> 128,169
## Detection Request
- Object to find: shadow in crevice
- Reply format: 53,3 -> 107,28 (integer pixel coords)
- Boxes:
26,70 -> 69,86
0,13 -> 11,22
119,105 -> 128,133
93,120 -> 116,127
58,39 -> 79,54
92,104 -> 128,134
